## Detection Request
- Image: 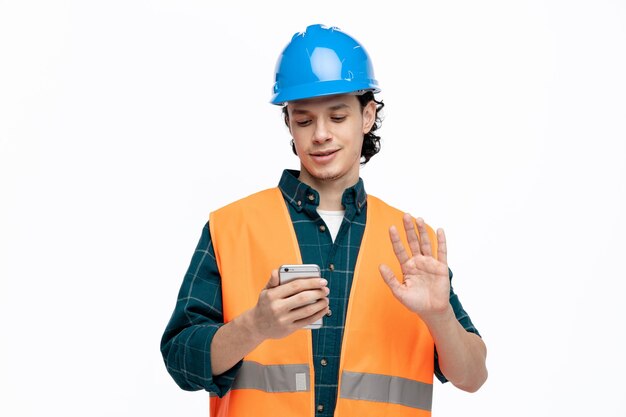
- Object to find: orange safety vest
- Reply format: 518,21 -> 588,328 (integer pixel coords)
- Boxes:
209,188 -> 438,417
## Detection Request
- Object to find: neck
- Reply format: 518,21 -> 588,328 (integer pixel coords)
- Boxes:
298,169 -> 358,211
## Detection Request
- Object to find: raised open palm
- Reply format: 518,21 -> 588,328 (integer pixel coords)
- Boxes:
379,214 -> 451,321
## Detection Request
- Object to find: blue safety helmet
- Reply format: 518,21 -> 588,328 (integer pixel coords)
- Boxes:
271,24 -> 380,105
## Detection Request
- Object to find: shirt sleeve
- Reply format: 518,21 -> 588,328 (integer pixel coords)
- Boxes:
160,222 -> 242,396
434,268 -> 481,384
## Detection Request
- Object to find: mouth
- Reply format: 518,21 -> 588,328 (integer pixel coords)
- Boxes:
310,149 -> 339,157
309,149 -> 339,164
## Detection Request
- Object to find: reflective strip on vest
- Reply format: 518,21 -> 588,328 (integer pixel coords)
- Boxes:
339,371 -> 433,411
232,361 -> 310,393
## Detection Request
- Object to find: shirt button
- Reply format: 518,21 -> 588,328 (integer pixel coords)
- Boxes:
308,194 -> 315,201
317,404 -> 324,413
297,200 -> 302,206
319,225 -> 326,232
326,309 -> 332,317
329,263 -> 334,271
320,358 -> 328,366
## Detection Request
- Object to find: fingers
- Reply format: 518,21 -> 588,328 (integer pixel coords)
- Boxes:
437,228 -> 447,265
273,276 -> 328,299
415,217 -> 433,257
389,225 -> 411,265
398,214 -> 435,259
281,284 -> 329,325
403,213 -> 422,257
264,269 -> 280,289
285,286 -> 329,310
256,270 -> 330,338
291,297 -> 330,326
262,279 -> 329,319
267,275 -> 329,312
378,263 -> 402,295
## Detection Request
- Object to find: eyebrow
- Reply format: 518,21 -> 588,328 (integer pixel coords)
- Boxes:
291,103 -> 351,115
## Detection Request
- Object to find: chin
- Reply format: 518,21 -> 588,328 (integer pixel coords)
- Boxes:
306,166 -> 342,180
316,174 -> 342,182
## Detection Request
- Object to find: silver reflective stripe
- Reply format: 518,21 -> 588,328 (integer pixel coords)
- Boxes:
339,371 -> 433,411
232,361 -> 310,392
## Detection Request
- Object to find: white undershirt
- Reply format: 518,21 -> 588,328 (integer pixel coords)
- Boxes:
317,209 -> 345,242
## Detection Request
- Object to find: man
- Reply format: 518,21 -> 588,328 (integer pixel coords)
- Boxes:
161,24 -> 487,416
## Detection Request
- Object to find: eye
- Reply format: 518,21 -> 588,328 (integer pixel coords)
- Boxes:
331,116 -> 346,122
295,120 -> 312,127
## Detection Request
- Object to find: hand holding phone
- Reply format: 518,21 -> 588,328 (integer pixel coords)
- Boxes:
279,264 -> 324,329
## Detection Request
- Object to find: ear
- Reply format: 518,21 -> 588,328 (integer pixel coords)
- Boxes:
362,100 -> 377,134
283,105 -> 292,134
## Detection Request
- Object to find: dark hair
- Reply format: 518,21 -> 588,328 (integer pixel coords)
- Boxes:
282,91 -> 385,165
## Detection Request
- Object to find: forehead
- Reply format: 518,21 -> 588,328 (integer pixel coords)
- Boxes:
287,94 -> 360,113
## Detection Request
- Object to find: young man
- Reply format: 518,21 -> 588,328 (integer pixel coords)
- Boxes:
161,24 -> 487,416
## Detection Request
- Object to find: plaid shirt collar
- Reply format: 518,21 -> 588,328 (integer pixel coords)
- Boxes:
278,169 -> 367,215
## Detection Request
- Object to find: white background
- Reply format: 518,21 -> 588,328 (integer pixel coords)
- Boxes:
1,1 -> 625,416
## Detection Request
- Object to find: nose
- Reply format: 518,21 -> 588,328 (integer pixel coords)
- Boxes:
312,119 -> 332,144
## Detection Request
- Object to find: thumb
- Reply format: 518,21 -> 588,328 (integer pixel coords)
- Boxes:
264,269 -> 280,289
379,263 -> 402,295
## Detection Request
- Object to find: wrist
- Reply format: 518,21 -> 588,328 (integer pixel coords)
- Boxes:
420,304 -> 456,332
236,308 -> 266,346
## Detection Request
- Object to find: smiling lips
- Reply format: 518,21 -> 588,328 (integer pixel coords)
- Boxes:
310,149 -> 340,163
